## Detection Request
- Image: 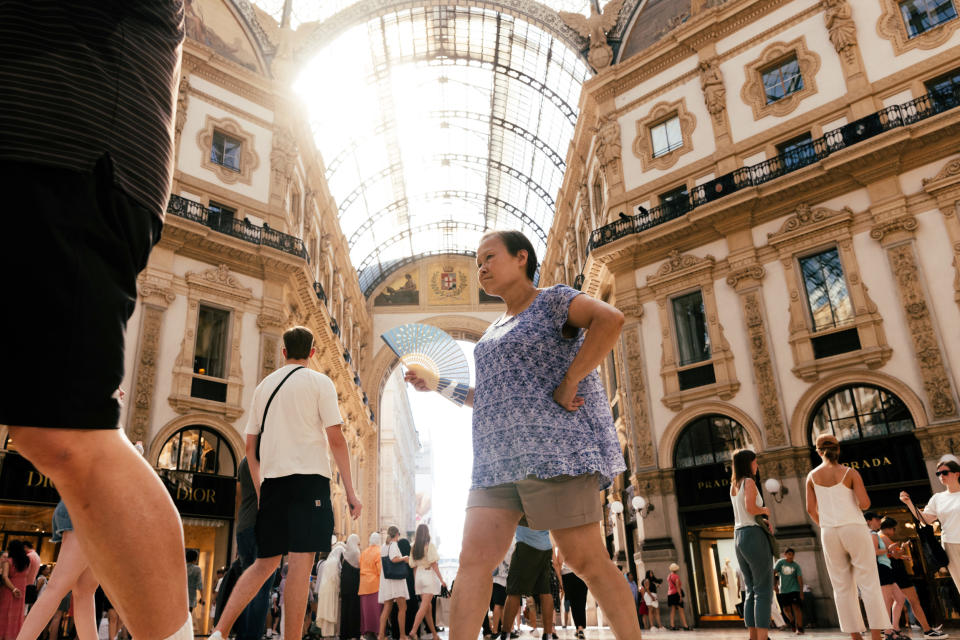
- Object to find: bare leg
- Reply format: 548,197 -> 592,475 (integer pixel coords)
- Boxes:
491,604 -> 503,634
73,568 -> 100,640
281,553 -> 313,640
889,586 -> 906,633
670,606 -> 676,629
17,531 -> 88,640
107,610 -> 120,640
378,599 -> 395,640
677,604 -> 690,629
791,603 -> 803,631
449,508 -> 521,640
499,596 -> 522,636
47,612 -> 62,640
11,427 -> 189,640
901,587 -> 931,631
213,557 -> 281,635
539,595 -> 554,635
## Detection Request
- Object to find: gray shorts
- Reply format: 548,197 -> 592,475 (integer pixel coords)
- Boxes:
466,473 -> 603,531
51,501 -> 73,543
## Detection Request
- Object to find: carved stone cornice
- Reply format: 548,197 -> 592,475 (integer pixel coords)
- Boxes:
922,159 -> 960,196
137,272 -> 176,308
648,250 -> 716,287
725,264 -> 766,290
886,243 -> 958,419
869,215 -> 919,243
767,204 -> 853,249
256,307 -> 286,332
185,264 -> 254,303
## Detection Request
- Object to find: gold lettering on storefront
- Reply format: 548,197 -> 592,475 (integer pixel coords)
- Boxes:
26,471 -> 55,489
175,486 -> 217,504
845,456 -> 893,470
696,478 -> 729,490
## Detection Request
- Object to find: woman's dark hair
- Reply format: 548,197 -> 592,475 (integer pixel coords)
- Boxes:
880,517 -> 897,530
386,525 -> 400,540
483,230 -> 538,281
412,524 -> 430,561
6,540 -> 28,572
818,443 -> 840,462
397,537 -> 412,558
938,460 -> 960,474
731,449 -> 758,487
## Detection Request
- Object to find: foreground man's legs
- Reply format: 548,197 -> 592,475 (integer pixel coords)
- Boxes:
11,427 -> 190,640
449,507 -> 521,640
553,522 -> 642,639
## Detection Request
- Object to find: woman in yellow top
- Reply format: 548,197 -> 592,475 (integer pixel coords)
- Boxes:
407,524 -> 447,638
358,532 -> 382,637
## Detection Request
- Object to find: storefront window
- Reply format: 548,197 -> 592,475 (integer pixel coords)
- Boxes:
809,385 -> 915,443
158,427 -> 236,476
674,415 -> 751,469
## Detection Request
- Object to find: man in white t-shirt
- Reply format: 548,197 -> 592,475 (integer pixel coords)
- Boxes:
209,326 -> 362,640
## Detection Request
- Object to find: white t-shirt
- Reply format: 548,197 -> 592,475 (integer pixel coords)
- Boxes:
925,490 -> 960,543
244,364 -> 343,480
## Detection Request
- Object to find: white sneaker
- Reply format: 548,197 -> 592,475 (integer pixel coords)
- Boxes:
208,632 -> 223,640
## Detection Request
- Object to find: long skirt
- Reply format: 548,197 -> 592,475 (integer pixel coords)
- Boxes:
340,564 -> 362,639
360,592 -> 381,635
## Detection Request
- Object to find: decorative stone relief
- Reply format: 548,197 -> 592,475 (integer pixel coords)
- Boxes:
886,243 -> 957,418
175,72 -> 190,150
822,0 -> 858,64
128,305 -> 164,444
558,0 -> 625,71
594,113 -> 623,185
271,125 -> 298,196
623,323 -> 655,467
698,58 -> 726,126
922,159 -> 960,309
742,290 -> 787,447
261,335 -> 279,382
654,249 -> 715,278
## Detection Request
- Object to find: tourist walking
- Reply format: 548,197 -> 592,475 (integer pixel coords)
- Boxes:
209,326 -> 362,640
392,538 -> 417,639
879,517 -> 945,638
341,534 -> 362,640
731,449 -> 771,640
901,456 -> 960,599
665,563 -> 690,631
642,571 -> 662,631
232,457 -> 274,640
405,230 -> 638,639
556,550 -> 588,638
407,525 -> 446,638
1,541 -> 31,640
0,2 -> 190,637
378,526 -> 409,640
360,533 -> 383,638
866,513 -> 907,639
15,505 -> 100,640
774,548 -> 804,634
316,544 -> 345,637
806,434 -> 892,640
487,545 -> 512,638
498,526 -> 556,640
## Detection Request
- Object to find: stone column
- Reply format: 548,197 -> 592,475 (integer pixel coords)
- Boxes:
127,271 -> 176,444
922,159 -> 960,311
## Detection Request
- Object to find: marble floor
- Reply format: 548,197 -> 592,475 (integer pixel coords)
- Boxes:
429,627 -> 896,639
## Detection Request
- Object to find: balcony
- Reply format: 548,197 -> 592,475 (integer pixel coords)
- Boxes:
588,85 -> 960,253
167,194 -> 308,261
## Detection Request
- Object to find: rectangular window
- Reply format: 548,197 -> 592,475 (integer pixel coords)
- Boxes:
659,185 -> 690,216
672,290 -> 711,366
210,130 -> 242,171
799,248 -> 855,331
925,68 -> 960,110
193,305 -> 230,379
650,115 -> 683,158
761,56 -> 804,104
777,133 -> 816,170
900,0 -> 958,37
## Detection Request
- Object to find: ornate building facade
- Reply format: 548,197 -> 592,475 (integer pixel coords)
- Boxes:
542,0 -> 960,626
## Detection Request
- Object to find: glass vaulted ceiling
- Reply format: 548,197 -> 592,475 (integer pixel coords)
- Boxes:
264,3 -> 591,295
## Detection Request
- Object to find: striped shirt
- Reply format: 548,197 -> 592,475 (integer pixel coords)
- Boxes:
0,1 -> 185,220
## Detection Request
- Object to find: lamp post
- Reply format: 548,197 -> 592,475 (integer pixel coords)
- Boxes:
764,477 -> 788,503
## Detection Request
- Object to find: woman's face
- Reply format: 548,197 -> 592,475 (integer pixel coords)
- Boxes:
937,465 -> 957,486
476,235 -> 527,296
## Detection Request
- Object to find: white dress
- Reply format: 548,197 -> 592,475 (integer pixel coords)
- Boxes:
410,543 -> 442,596
378,542 -> 410,602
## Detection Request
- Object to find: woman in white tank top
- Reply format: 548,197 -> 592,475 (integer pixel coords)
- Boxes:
806,434 -> 893,640
730,449 -> 774,640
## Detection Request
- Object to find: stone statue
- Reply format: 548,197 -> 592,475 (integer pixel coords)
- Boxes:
698,58 -> 726,124
559,0 -> 626,71
823,0 -> 857,63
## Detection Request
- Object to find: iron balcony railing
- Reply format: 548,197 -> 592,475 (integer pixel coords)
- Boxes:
588,85 -> 960,254
167,194 -> 308,261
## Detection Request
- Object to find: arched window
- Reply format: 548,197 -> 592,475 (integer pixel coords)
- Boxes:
674,414 -> 751,469
157,427 -> 236,476
809,385 -> 915,444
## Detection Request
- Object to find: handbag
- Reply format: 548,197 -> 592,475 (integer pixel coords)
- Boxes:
906,499 -> 949,571
754,514 -> 780,557
256,366 -> 304,461
439,583 -> 451,598
382,545 -> 408,580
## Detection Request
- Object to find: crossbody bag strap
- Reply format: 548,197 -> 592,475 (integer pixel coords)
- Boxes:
906,498 -> 931,527
256,365 -> 305,460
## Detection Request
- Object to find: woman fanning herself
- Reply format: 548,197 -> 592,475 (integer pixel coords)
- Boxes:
405,230 -> 638,640
806,434 -> 892,640
407,524 -> 446,638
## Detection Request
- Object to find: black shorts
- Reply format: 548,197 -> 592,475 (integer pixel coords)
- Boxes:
255,474 -> 334,558
777,592 -> 802,607
667,593 -> 682,607
0,157 -> 160,429
878,563 -> 896,586
892,559 -> 913,589
506,542 -> 552,596
490,583 -> 507,607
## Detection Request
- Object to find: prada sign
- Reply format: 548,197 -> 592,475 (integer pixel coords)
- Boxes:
158,469 -> 236,519
0,452 -> 60,505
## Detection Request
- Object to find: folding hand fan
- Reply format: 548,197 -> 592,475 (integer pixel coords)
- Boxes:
380,323 -> 470,406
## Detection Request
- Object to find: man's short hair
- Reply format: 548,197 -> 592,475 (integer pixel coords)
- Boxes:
186,549 -> 199,563
864,511 -> 881,521
784,548 -> 795,555
283,326 -> 314,360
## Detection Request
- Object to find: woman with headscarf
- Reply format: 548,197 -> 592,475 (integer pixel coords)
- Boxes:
341,534 -> 362,640
359,533 -> 382,638
316,544 -> 345,637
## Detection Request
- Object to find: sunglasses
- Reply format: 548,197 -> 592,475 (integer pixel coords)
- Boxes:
936,470 -> 956,477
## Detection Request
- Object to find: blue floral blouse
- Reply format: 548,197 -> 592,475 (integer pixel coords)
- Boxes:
471,284 -> 626,490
